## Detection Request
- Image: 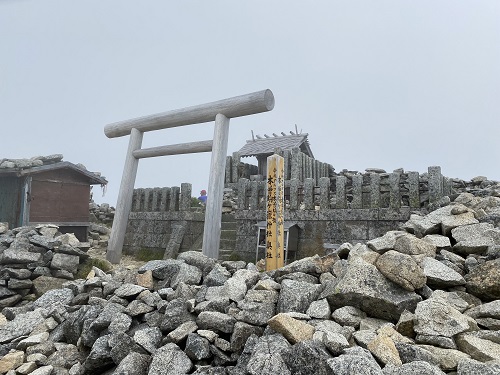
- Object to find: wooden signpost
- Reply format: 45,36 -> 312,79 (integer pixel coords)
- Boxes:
265,154 -> 285,271
104,89 -> 274,264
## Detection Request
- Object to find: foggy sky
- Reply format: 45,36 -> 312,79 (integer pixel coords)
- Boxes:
1,1 -> 499,205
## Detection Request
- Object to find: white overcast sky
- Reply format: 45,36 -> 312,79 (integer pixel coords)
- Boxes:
1,1 -> 499,205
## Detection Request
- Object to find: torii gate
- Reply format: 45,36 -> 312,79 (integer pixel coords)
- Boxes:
104,89 -> 275,264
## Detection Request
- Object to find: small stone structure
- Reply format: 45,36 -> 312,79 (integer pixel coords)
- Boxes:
123,165 -> 453,263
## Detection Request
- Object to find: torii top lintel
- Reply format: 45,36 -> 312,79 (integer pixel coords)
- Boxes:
104,89 -> 275,139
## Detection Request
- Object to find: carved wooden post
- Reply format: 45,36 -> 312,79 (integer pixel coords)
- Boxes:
202,113 -> 230,259
265,154 -> 285,271
106,128 -> 143,264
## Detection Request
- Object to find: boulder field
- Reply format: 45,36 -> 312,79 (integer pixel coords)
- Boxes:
0,191 -> 500,374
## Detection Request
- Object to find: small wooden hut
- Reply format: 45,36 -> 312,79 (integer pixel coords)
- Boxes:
0,155 -> 107,241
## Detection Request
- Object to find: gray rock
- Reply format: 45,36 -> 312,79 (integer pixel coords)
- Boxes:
203,264 -> 231,286
138,259 -> 183,281
273,255 -> 326,277
415,334 -> 457,349
452,223 -> 500,255
278,271 -> 319,284
417,345 -> 471,371
236,289 -> 278,326
185,333 -> 212,361
123,299 -> 154,316
50,253 -> 80,273
112,352 -> 150,375
113,283 -> 147,299
0,309 -> 45,343
197,311 -> 236,333
421,257 -> 466,287
367,231 -> 405,253
108,313 -> 132,334
109,332 -> 139,364
314,330 -> 349,355
413,298 -> 476,338
394,233 -> 437,257
464,300 -> 500,319
383,361 -> 446,375
148,343 -> 193,375
465,258 -> 500,300
2,248 -> 42,264
83,335 -> 113,373
133,326 -> 162,354
177,250 -> 217,275
89,302 -> 125,331
395,342 -> 439,366
230,321 -> 264,352
306,298 -> 331,319
277,280 -> 323,313
457,358 -> 500,375
166,320 -> 198,343
353,329 -> 378,349
375,250 -> 426,291
160,298 -> 196,332
171,262 -> 203,289
423,234 -> 452,249
456,333 -> 500,362
224,274 -> 248,302
281,339 -> 333,375
246,334 -> 291,375
29,235 -> 60,250
29,365 -> 54,375
331,305 -> 367,328
33,288 -> 74,309
326,351 -> 383,374
194,297 -> 231,314
323,257 -> 421,321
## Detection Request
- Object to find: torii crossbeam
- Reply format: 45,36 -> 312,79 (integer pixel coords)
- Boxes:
104,89 -> 275,264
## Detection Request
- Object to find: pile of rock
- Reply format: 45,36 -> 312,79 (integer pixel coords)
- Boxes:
89,202 -> 114,227
0,226 -> 91,310
1,192 -> 500,374
0,155 -> 64,169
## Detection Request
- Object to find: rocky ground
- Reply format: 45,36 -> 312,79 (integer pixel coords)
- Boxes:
1,190 -> 500,374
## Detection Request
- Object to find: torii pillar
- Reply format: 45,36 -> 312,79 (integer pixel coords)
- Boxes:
104,89 -> 275,263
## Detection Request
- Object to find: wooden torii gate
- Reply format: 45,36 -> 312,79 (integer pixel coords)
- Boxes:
104,89 -> 275,264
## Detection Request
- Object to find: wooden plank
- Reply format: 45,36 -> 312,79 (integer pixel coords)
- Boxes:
265,154 -> 285,271
106,128 -> 143,264
105,89 -> 274,138
133,140 -> 213,159
202,113 -> 230,259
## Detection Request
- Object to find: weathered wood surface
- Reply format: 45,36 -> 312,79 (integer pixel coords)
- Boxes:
133,140 -> 213,159
266,154 -> 285,271
107,128 -> 143,264
104,89 -> 274,138
202,114 -> 230,259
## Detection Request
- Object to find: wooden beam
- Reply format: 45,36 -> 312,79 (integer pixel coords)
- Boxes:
104,89 -> 274,138
106,128 -> 143,264
202,113 -> 230,259
133,140 -> 213,159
